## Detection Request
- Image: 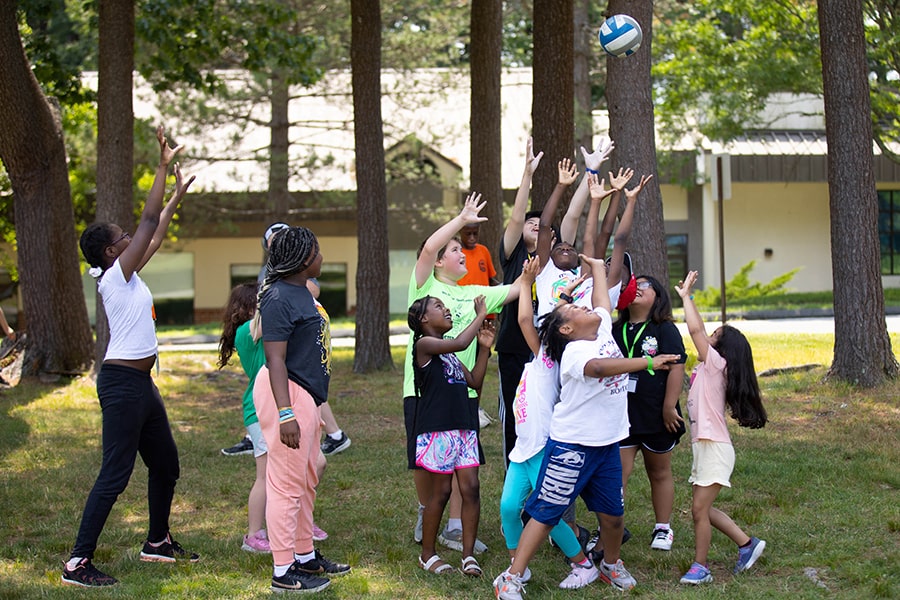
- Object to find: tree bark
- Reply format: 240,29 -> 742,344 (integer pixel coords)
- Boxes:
269,70 -> 291,221
95,0 -> 135,368
532,0 -> 575,213
351,0 -> 392,372
0,3 -> 93,375
819,0 -> 898,385
470,0 -> 504,270
606,0 -> 668,283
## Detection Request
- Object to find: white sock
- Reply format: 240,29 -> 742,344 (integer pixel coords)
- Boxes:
328,430 -> 343,441
575,557 -> 593,568
273,562 -> 292,577
655,523 -> 670,532
294,551 -> 316,563
66,557 -> 84,570
447,518 -> 462,531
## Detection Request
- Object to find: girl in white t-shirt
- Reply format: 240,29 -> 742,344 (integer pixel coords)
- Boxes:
494,256 -> 679,599
674,270 -> 768,586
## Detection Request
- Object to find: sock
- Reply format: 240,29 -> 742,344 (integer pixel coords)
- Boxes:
66,557 -> 84,570
740,539 -> 752,548
328,430 -> 343,441
447,518 -> 462,531
273,563 -> 292,577
655,522 -> 670,532
148,535 -> 168,547
602,560 -> 618,570
294,550 -> 316,563
576,557 -> 593,568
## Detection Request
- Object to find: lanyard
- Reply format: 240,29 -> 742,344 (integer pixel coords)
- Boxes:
621,321 -> 648,358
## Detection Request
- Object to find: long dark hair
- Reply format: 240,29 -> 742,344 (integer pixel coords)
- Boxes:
615,274 -> 673,326
714,325 -> 767,429
537,307 -> 572,364
218,282 -> 259,369
407,295 -> 433,397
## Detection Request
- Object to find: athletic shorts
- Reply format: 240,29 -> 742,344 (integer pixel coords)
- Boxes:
245,421 -> 268,458
524,439 -> 624,527
619,429 -> 682,453
415,429 -> 480,474
689,440 -> 734,488
404,396 -> 485,469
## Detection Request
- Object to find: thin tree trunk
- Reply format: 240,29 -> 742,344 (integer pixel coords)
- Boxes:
269,71 -> 291,221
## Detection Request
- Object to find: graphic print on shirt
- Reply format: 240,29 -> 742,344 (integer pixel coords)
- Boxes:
314,301 -> 332,376
441,353 -> 467,386
599,336 -> 629,392
550,272 -> 589,305
641,335 -> 659,357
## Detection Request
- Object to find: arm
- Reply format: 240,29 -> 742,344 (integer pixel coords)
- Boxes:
517,256 -> 541,355
560,138 -> 615,243
0,307 -> 15,342
415,296 -> 489,358
263,340 -> 301,449
536,159 -> 578,268
503,137 -> 544,254
584,353 -> 680,379
675,270 -> 710,361
415,192 -> 486,287
465,320 -> 496,389
118,126 -> 181,282
581,253 -> 611,314
582,173 -> 616,259
136,162 -> 195,272
662,363 -> 686,432
607,173 -> 650,286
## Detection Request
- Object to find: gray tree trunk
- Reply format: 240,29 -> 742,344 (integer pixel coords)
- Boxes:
269,71 -> 291,221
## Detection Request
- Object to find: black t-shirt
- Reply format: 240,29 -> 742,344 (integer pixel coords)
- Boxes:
260,280 -> 331,406
612,319 -> 686,435
413,347 -> 479,436
495,236 -> 536,355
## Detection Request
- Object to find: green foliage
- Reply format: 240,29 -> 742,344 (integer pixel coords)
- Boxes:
693,260 -> 800,307
866,1 -> 900,161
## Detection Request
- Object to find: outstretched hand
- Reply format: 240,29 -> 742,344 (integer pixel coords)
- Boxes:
625,173 -> 653,202
558,158 -> 578,186
580,137 -> 615,171
587,172 -> 614,202
520,256 -> 541,284
172,163 -> 196,200
609,167 -> 635,191
675,270 -> 699,299
578,253 -> 606,278
473,294 -> 487,319
477,319 -> 496,348
157,126 -> 183,167
525,137 -> 544,176
459,192 -> 488,225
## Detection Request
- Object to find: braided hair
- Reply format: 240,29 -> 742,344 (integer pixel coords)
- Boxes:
407,295 -> 433,397
79,223 -> 118,273
257,226 -> 320,307
537,307 -> 572,364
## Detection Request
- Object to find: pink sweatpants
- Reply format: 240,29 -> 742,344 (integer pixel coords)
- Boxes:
253,366 -> 321,566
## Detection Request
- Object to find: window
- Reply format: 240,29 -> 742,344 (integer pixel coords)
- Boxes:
878,190 -> 900,275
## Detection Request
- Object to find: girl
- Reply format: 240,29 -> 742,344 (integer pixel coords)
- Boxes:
674,270 -> 768,585
493,255 -> 680,599
613,275 -> 686,552
408,294 -> 494,577
254,226 -> 350,594
63,127 -> 196,587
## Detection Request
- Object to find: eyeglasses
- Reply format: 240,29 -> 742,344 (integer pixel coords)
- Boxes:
636,280 -> 652,290
109,232 -> 131,246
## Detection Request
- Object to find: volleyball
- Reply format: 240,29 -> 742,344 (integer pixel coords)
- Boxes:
598,14 -> 643,57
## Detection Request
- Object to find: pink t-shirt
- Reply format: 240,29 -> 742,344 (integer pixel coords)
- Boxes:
686,345 -> 732,444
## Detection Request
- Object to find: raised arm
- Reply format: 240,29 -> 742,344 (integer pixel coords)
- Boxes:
536,159 -> 578,268
136,162 -> 195,273
582,172 -> 616,259
415,192 -> 486,287
675,270 -> 710,361
584,353 -> 680,379
415,296 -> 489,358
503,137 -> 544,254
517,256 -> 542,355
560,138 -> 614,244
581,253 -> 611,314
607,172 -> 649,287
465,320 -> 496,389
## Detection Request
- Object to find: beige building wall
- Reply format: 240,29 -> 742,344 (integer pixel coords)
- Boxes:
660,183 -> 688,220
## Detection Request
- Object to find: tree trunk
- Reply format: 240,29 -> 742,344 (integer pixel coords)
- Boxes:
351,0 -> 392,373
470,0 -> 503,268
606,0 -> 668,283
95,0 -> 135,368
819,0 -> 898,385
0,3 -> 93,375
269,71 -> 291,221
532,0 -> 575,213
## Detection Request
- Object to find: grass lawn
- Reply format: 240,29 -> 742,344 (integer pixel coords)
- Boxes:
1,336 -> 898,599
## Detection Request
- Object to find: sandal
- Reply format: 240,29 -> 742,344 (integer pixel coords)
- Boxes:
461,555 -> 483,577
419,554 -> 453,574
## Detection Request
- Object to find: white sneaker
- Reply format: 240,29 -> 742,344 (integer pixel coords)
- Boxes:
493,570 -> 525,600
599,559 -> 637,591
437,527 -> 487,554
509,558 -> 532,584
413,505 -> 424,543
650,527 -> 674,551
559,561 -> 599,589
478,407 -> 494,428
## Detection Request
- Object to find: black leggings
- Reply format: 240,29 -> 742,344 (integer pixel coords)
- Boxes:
71,363 -> 180,559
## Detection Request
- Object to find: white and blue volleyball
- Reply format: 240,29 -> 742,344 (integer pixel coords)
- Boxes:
598,14 -> 643,57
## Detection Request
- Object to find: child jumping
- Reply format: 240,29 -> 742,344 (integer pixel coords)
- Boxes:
408,294 -> 495,576
674,270 -> 768,585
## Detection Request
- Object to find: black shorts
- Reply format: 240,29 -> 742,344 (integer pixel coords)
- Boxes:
619,429 -> 683,454
404,395 -> 485,470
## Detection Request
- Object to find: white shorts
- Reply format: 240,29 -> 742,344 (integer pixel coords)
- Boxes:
246,421 -> 268,458
689,440 -> 734,488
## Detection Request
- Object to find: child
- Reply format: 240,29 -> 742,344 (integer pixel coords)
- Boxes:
63,127 -> 196,587
613,275 -> 687,552
254,226 -> 350,594
674,271 -> 768,584
493,255 -> 680,599
408,294 -> 495,576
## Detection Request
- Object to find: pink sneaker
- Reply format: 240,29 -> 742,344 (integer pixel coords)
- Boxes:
312,523 -> 329,542
241,530 -> 271,553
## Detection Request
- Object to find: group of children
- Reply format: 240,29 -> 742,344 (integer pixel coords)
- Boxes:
403,137 -> 769,597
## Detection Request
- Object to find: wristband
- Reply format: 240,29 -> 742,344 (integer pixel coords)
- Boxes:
585,168 -> 599,175
278,407 -> 295,423
645,355 -> 655,375
559,292 -> 574,303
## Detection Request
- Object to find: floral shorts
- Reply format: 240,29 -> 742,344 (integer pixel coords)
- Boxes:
415,429 -> 479,474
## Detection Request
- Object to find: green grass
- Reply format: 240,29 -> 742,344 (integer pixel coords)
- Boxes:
1,340 -> 899,599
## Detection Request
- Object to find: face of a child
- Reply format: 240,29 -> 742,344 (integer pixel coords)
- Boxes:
558,302 -> 601,337
460,225 -> 480,250
424,298 -> 453,333
306,250 -> 324,278
523,217 -> 540,248
629,277 -> 655,310
436,240 -> 468,281
550,241 -> 579,270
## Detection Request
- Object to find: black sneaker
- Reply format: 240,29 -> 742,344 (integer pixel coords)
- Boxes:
61,558 -> 118,587
320,432 -> 351,456
140,533 -> 200,563
295,550 -> 351,576
271,562 -> 331,593
221,435 -> 254,456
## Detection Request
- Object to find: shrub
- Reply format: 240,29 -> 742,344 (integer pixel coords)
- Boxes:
693,260 -> 800,308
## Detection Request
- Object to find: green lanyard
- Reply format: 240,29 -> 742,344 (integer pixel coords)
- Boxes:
621,321 -> 648,358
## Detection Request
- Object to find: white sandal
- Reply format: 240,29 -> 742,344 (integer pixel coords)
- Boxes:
461,555 -> 483,577
419,554 -> 453,574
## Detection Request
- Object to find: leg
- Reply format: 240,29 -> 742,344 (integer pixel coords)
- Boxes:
249,453 -> 268,535
455,467 -> 480,559
137,380 -> 180,543
499,461 -> 533,552
319,401 -> 340,436
690,483 -> 721,565
644,447 -> 676,523
420,472 -> 453,561
709,507 -> 751,547
619,445 -> 638,497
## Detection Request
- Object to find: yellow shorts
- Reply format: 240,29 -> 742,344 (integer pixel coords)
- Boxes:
689,440 -> 734,488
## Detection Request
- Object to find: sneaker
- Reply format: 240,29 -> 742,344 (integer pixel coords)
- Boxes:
242,530 -> 271,553
478,406 -> 494,428
680,562 -> 713,585
413,505 -> 424,544
295,549 -> 351,577
320,432 -> 351,456
61,558 -> 118,587
221,435 -> 254,456
271,562 -> 331,594
650,527 -> 674,551
312,523 -> 329,542
734,537 -> 766,574
437,527 -> 487,554
509,558 -> 532,584
559,561 -> 600,589
599,559 -> 637,591
493,570 -> 525,600
140,533 -> 200,563
586,526 -> 632,563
